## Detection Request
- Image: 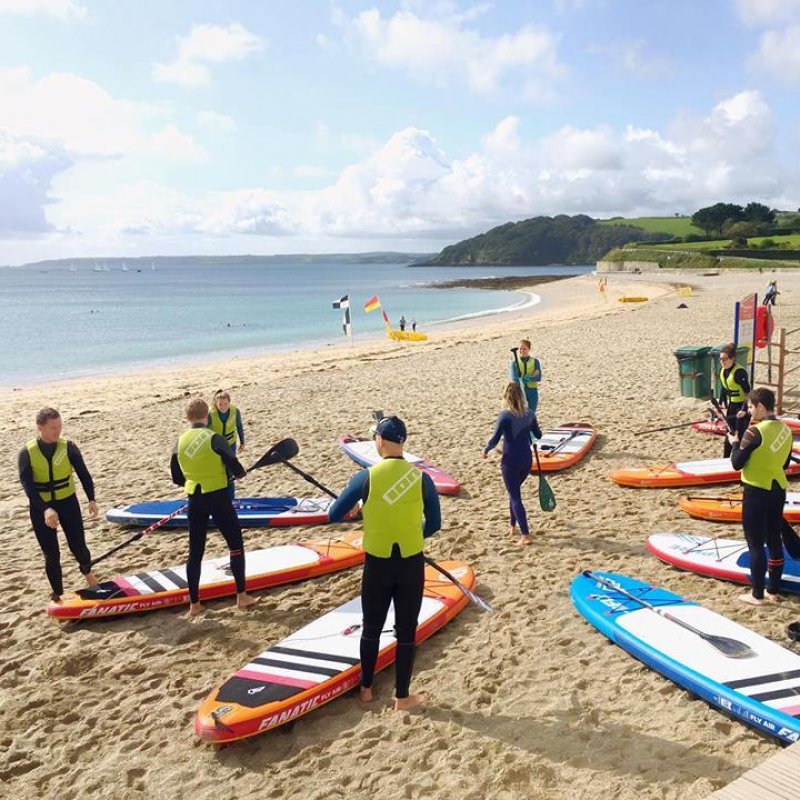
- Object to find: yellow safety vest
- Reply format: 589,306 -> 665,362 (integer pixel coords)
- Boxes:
362,458 -> 425,558
518,357 -> 539,389
208,404 -> 239,447
741,419 -> 792,491
26,437 -> 76,503
178,427 -> 229,495
720,366 -> 746,404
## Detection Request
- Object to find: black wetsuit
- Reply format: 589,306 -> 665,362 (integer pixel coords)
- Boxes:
171,430 -> 247,604
720,365 -> 751,457
328,464 -> 440,699
18,440 -> 95,599
731,423 -> 792,599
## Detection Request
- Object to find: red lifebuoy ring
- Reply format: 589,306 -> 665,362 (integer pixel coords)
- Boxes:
756,305 -> 774,348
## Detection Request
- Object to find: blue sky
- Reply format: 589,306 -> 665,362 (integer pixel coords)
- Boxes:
1,0 -> 799,264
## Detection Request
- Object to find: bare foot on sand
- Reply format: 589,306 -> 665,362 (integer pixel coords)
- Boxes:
85,572 -> 99,588
509,525 -> 518,536
738,593 -> 765,606
188,602 -> 205,617
765,592 -> 783,603
236,593 -> 259,610
359,687 -> 374,703
515,535 -> 532,546
394,693 -> 427,712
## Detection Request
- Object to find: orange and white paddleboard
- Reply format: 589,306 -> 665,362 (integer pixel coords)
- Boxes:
679,491 -> 800,523
532,423 -> 596,472
610,456 -> 800,488
49,531 -> 364,620
195,560 -> 475,743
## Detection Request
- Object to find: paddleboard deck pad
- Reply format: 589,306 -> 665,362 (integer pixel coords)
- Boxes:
610,456 -> 800,488
48,531 -> 364,620
338,434 -> 460,495
105,496 -> 356,528
531,422 -> 596,472
195,560 -> 474,743
679,492 -> 800,523
647,532 -> 800,593
571,570 -> 800,744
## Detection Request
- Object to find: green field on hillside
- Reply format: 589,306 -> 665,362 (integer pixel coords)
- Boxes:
598,216 -> 700,236
655,234 -> 800,250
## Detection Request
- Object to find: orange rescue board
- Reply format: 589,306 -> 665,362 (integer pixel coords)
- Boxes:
532,422 -> 596,473
610,457 -> 800,488
679,491 -> 800,523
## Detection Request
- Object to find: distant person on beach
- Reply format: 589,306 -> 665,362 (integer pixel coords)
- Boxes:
729,388 -> 792,606
328,415 -> 440,711
763,281 -> 779,306
718,343 -> 751,458
598,276 -> 607,300
208,390 -> 245,500
412,319 -> 417,332
509,339 -> 542,414
482,382 -> 542,546
172,398 -> 258,617
399,315 -> 407,332
18,407 -> 100,603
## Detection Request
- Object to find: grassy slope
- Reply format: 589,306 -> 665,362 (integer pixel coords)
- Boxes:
598,216 -> 701,236
655,234 -> 800,250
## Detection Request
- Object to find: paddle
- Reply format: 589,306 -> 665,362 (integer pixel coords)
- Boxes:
510,347 -> 528,410
533,444 -> 556,511
584,571 -> 756,659
634,418 -> 716,436
541,429 -> 580,458
89,440 -> 298,569
294,461 -> 494,613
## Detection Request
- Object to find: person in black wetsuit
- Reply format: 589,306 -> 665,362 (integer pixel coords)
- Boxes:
18,407 -> 100,603
729,387 -> 793,606
718,342 -> 751,457
482,382 -> 542,546
328,415 -> 441,711
170,397 -> 258,617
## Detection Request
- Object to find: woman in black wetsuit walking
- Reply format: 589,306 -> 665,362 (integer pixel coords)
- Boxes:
482,382 -> 542,546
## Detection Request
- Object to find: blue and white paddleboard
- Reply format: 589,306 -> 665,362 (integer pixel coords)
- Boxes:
571,571 -> 800,745
106,497 -> 351,529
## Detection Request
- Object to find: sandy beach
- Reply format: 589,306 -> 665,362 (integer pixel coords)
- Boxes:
3,269 -> 798,800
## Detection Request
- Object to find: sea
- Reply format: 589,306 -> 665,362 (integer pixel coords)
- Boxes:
1,260 -> 592,385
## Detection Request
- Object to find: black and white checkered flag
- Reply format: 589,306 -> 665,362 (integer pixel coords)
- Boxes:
332,294 -> 352,341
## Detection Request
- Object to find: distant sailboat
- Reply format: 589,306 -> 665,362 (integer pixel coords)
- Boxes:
93,262 -> 102,272
121,262 -> 129,272
151,261 -> 156,271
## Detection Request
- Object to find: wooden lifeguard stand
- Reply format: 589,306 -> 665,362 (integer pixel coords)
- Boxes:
754,312 -> 800,415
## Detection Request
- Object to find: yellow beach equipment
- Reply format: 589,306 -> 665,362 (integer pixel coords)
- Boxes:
618,296 -> 649,303
381,309 -> 428,341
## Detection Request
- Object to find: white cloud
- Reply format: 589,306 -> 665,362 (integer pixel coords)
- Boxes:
736,0 -> 800,26
0,0 -> 86,18
589,39 -> 670,79
337,7 -> 565,98
197,110 -> 236,133
749,25 -> 800,83
153,23 -> 263,87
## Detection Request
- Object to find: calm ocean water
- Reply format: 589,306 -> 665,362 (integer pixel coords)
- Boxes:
1,260 -> 591,385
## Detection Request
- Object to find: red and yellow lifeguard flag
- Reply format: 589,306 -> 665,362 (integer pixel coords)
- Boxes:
364,295 -> 381,313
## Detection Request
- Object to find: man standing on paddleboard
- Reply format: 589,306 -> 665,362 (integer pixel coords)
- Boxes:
509,338 -> 542,414
171,398 -> 258,617
719,343 -> 751,458
729,388 -> 792,606
18,407 -> 101,604
328,415 -> 441,711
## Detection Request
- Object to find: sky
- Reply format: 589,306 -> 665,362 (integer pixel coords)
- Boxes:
1,0 -> 799,265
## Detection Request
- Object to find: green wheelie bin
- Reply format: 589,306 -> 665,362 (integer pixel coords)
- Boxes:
674,346 -> 712,399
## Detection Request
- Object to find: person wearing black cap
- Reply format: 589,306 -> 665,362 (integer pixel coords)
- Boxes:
328,415 -> 441,711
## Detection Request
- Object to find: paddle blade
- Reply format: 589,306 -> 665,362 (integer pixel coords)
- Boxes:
703,633 -> 757,659
538,475 -> 556,511
248,438 -> 299,471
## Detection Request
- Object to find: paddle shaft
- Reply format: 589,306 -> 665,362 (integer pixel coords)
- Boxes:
510,347 -> 528,410
634,418 -> 714,436
542,429 -> 579,457
280,460 -> 338,499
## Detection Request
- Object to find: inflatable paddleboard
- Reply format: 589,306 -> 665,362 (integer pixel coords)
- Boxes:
106,496 -> 356,529
195,560 -> 475,742
338,434 -> 460,495
532,422 -> 596,472
48,531 -> 364,620
679,492 -> 800,523
610,456 -> 800,488
647,532 -> 800,594
571,570 -> 800,744
693,417 -> 800,436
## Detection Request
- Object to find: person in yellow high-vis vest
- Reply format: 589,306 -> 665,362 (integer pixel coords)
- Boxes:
208,390 -> 246,500
328,416 -> 441,711
729,388 -> 793,605
718,343 -> 751,458
17,407 -> 100,603
171,398 -> 257,617
509,339 -> 541,414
